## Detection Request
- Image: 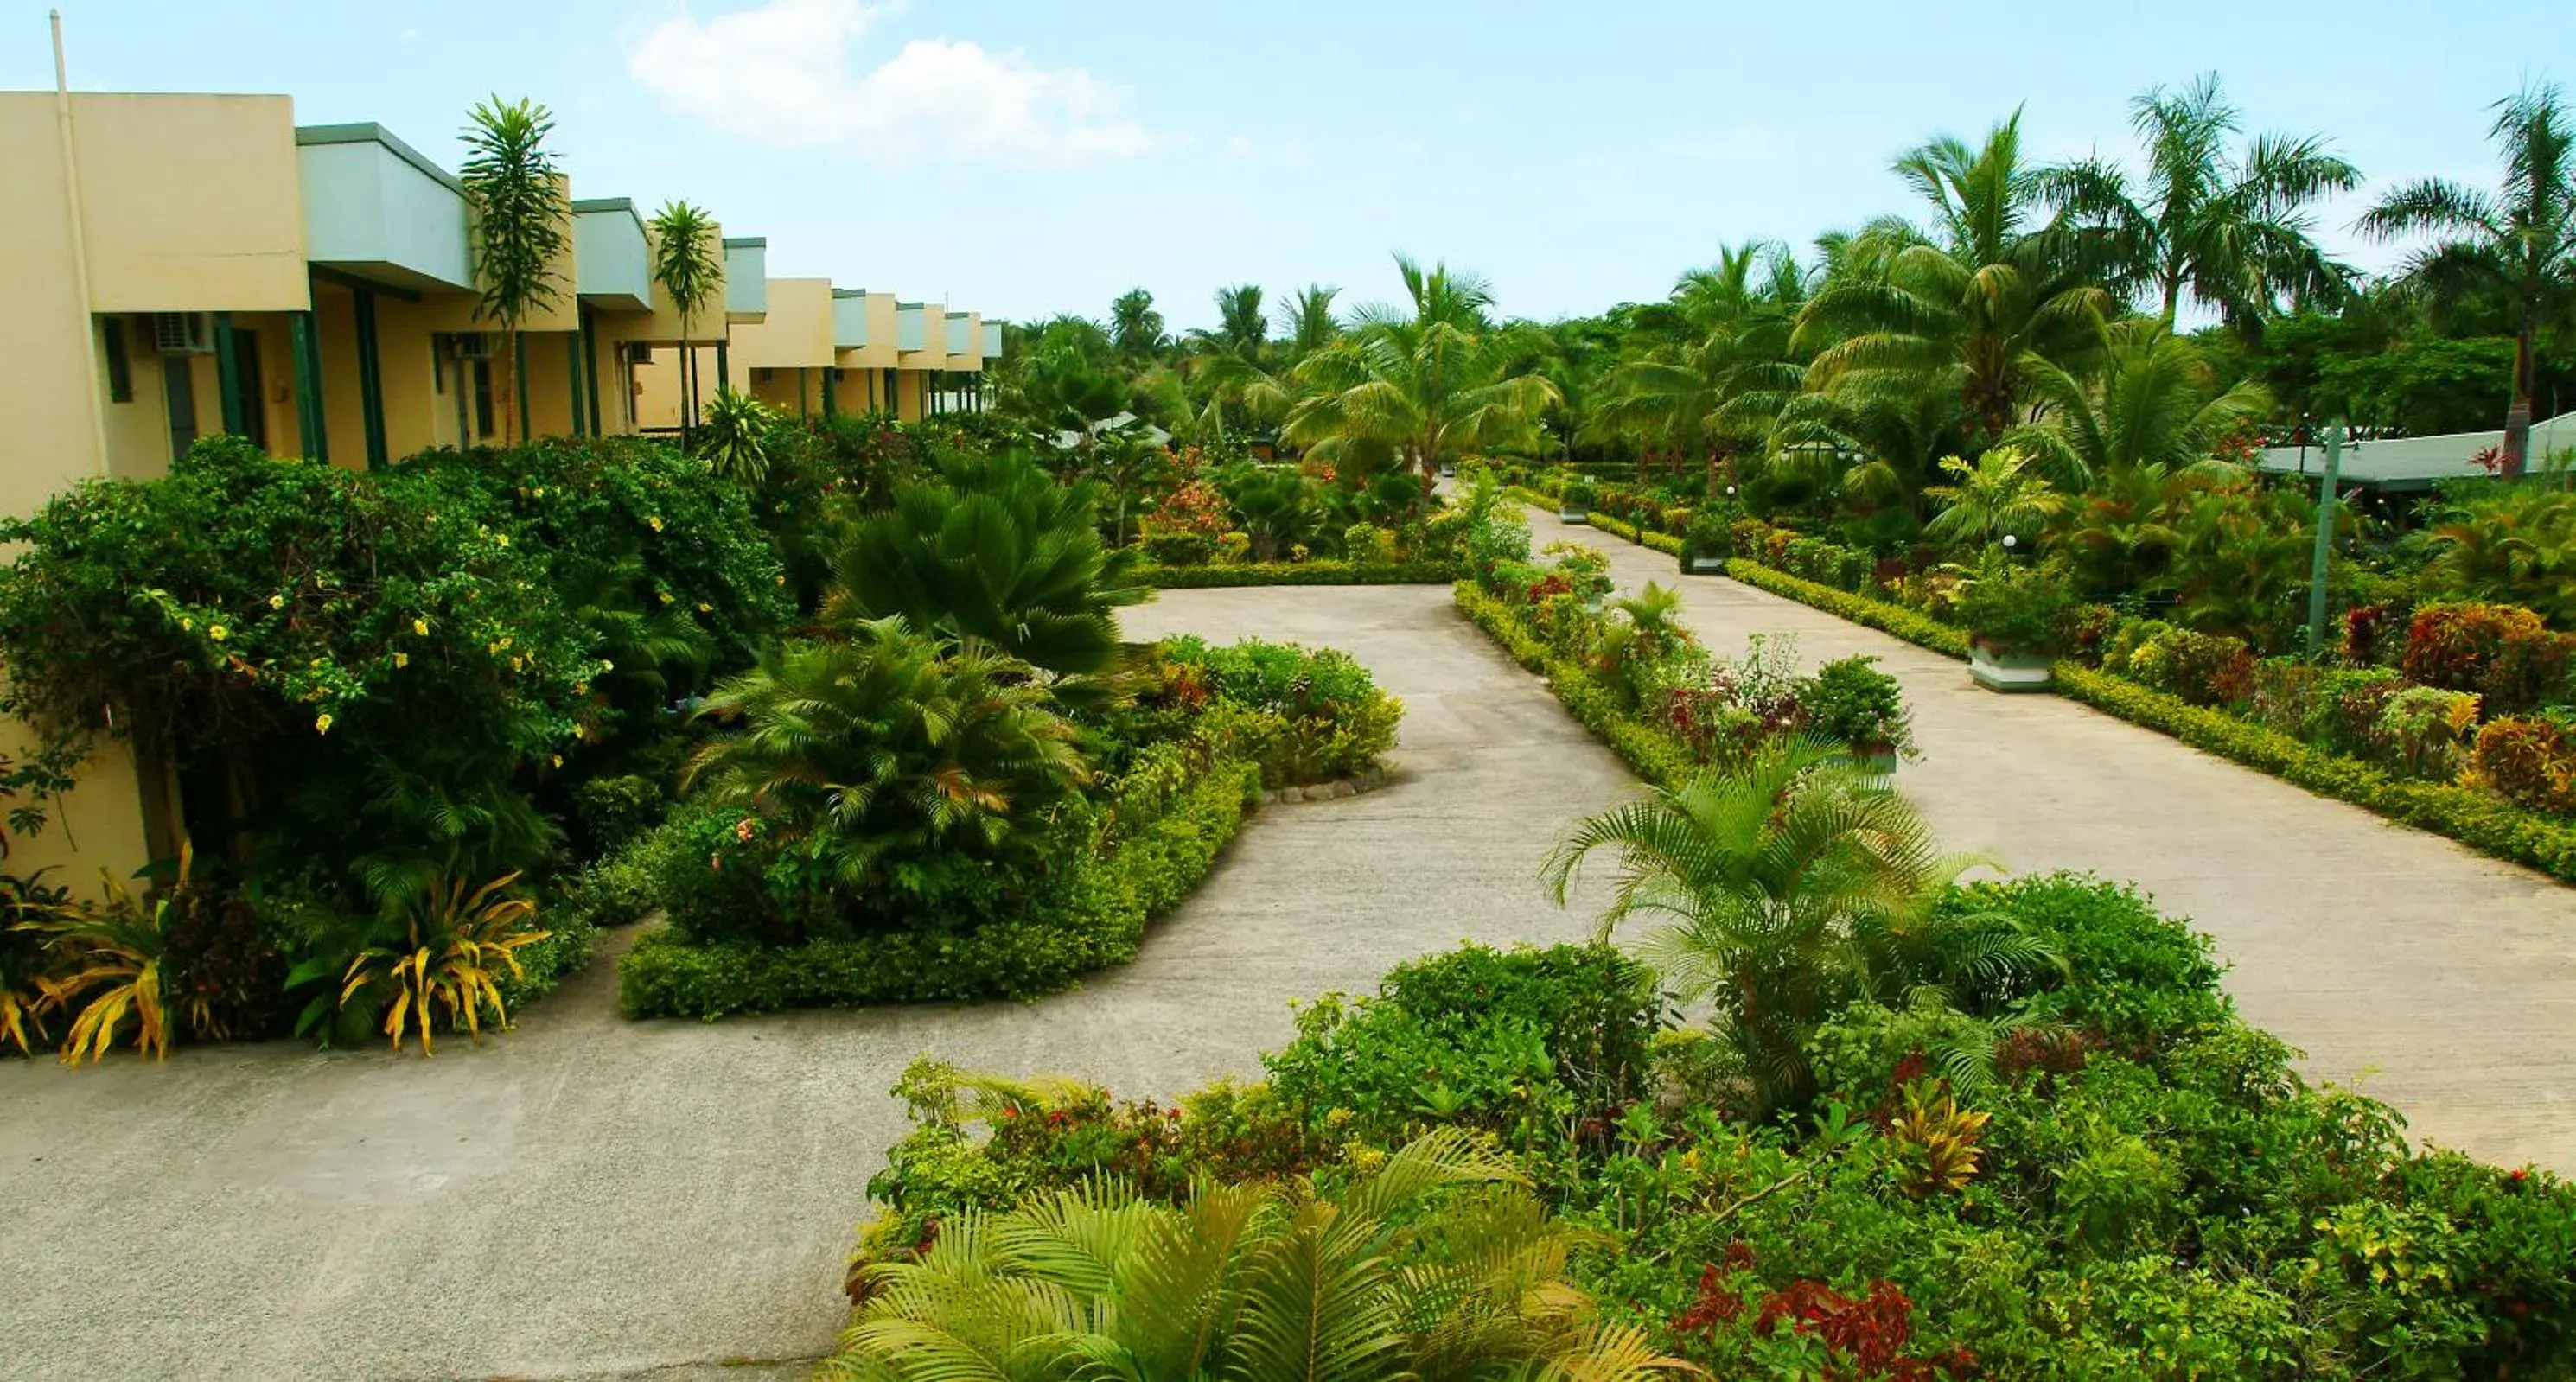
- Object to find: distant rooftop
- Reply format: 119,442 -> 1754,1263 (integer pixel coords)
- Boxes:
2258,411 -> 2576,490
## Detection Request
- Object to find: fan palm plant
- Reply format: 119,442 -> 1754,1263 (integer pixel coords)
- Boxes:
1797,114 -> 2112,443
648,200 -> 723,438
826,1127 -> 1689,1382
1281,256 -> 1562,502
460,96 -> 571,444
829,450 -> 1145,677
2043,73 -> 2359,328
2360,81 -> 2575,476
1544,739 -> 2051,1118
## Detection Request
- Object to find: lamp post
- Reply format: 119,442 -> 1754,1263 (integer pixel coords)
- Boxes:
2305,417 -> 2347,656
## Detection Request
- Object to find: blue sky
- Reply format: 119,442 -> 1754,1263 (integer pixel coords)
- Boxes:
9,1 -> 2568,331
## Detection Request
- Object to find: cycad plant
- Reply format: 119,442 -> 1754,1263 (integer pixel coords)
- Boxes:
826,1127 -> 1687,1382
830,450 -> 1145,678
459,96 -> 571,444
685,619 -> 1091,883
1544,739 -> 2056,1118
649,199 -> 723,438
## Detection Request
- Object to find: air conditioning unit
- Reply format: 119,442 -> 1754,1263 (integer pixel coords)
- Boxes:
150,312 -> 214,354
449,332 -> 491,360
622,341 -> 658,366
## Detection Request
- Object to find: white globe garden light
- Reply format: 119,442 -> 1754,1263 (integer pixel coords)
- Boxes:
2003,534 -> 2018,549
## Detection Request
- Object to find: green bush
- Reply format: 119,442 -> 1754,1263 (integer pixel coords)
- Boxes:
1159,636 -> 1401,785
1725,561 -> 1972,658
617,751 -> 1259,1018
1797,655 -> 1915,755
1262,942 -> 1667,1156
1453,582 -> 1699,788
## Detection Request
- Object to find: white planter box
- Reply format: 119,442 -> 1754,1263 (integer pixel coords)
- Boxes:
1969,642 -> 2055,693
1557,508 -> 1590,525
1684,557 -> 1727,574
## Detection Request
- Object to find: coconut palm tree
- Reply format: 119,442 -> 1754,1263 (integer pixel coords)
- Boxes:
2360,82 -> 2576,477
1278,283 -> 1342,363
1797,113 -> 2113,443
1997,321 -> 2272,487
1594,247 -> 1809,487
458,96 -> 570,444
1189,283 -> 1268,360
648,200 -> 722,438
2044,73 -> 2359,329
825,1127 -> 1687,1382
828,449 -> 1145,678
1280,255 -> 1561,500
1544,739 -> 2050,1119
1922,446 -> 2068,551
1109,287 -> 1168,362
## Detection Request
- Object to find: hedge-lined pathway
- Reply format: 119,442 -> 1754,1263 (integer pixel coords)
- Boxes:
1526,506 -> 2576,1175
0,585 -> 1630,1382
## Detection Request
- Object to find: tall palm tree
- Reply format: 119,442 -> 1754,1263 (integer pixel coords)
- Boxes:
1797,113 -> 2113,443
2361,82 -> 2576,477
1998,321 -> 2272,487
1545,738 -> 2049,1119
1278,283 -> 1342,362
1109,287 -> 1168,362
458,96 -> 570,444
1765,377 -> 1967,524
648,200 -> 722,438
2044,73 -> 2359,329
1595,245 -> 1809,487
1280,255 -> 1561,499
1190,283 -> 1268,360
826,1128 -> 1687,1382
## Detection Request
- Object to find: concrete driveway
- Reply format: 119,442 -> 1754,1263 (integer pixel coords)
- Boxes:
1525,507 -> 2576,1175
0,584 -> 1633,1381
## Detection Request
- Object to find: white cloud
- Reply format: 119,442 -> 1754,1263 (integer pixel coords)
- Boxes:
628,0 -> 1154,167
1225,133 -> 1253,158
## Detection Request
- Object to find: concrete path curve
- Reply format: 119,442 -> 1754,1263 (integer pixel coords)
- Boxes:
0,585 -> 1630,1381
1526,507 -> 2576,1174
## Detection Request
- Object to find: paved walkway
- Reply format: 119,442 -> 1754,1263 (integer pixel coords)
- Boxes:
1526,507 -> 2576,1174
0,585 -> 1632,1381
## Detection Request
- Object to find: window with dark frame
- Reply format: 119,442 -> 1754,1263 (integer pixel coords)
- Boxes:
101,316 -> 132,403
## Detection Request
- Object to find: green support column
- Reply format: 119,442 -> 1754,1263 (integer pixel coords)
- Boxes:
822,366 -> 837,417
513,334 -> 532,441
2305,419 -> 2347,656
717,339 -> 730,394
580,304 -> 603,438
354,290 -> 389,471
884,369 -> 896,418
213,311 -> 245,436
289,310 -> 328,462
567,334 -> 587,437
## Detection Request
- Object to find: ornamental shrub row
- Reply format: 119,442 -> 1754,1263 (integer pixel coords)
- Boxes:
617,750 -> 1263,1018
1453,581 -> 1698,788
1139,559 -> 1459,589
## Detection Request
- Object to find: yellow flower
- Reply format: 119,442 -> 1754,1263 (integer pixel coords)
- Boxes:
393,652 -> 409,669
511,656 -> 524,672
208,625 -> 227,641
573,680 -> 590,694
181,618 -> 194,632
413,618 -> 430,636
495,533 -> 511,547
775,575 -> 787,586
551,755 -> 564,768
658,591 -> 674,605
648,516 -> 665,532
532,487 -> 545,499
268,594 -> 285,609
314,713 -> 334,735
697,602 -> 712,613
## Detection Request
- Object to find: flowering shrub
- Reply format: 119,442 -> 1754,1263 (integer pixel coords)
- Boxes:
2467,715 -> 2576,812
2401,601 -> 2573,716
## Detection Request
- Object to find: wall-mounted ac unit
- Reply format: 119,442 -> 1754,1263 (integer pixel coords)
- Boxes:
150,312 -> 214,354
449,333 -> 491,360
622,341 -> 657,366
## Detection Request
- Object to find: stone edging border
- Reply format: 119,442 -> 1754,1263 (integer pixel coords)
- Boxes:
1261,767 -> 1393,804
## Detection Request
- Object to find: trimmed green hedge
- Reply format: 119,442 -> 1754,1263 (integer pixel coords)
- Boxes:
1725,559 -> 1973,658
2056,663 -> 2576,883
1453,581 -> 1695,788
617,754 -> 1264,1018
1142,560 -> 1457,589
